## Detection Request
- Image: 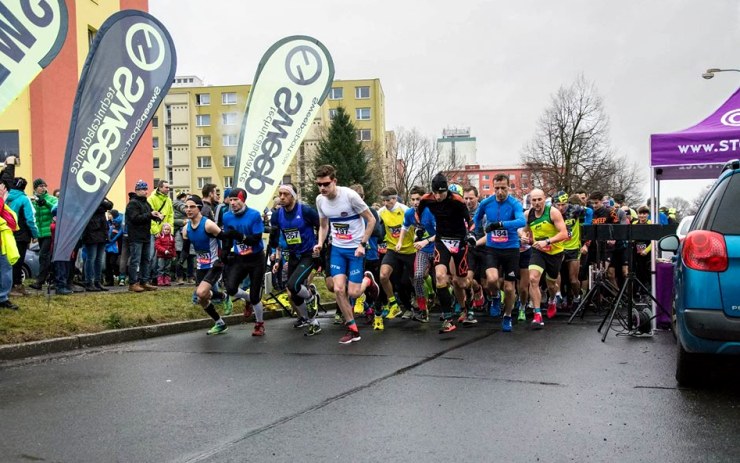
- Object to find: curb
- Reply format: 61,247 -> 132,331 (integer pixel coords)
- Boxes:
0,310 -> 282,362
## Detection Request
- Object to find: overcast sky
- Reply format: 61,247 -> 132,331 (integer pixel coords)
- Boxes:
151,0 -> 740,203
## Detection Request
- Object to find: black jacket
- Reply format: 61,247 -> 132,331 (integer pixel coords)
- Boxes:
82,199 -> 113,244
125,194 -> 154,243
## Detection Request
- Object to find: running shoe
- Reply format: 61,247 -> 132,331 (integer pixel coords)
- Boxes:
223,296 -> 233,316
547,298 -> 557,319
439,319 -> 457,334
333,312 -> 343,325
381,305 -> 390,318
413,309 -> 429,323
293,317 -> 310,329
363,271 -> 380,301
517,307 -> 527,322
401,309 -> 413,320
502,315 -> 513,332
463,311 -> 478,325
457,311 -> 468,324
252,322 -> 265,337
373,316 -> 384,331
364,309 -> 375,324
532,311 -> 544,329
206,323 -> 228,335
339,329 -> 361,344
386,301 -> 401,319
555,293 -> 563,309
572,295 -> 581,308
353,294 -> 366,314
489,297 -> 501,318
304,322 -> 322,337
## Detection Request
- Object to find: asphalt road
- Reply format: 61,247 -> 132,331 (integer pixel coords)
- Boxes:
1,313 -> 739,463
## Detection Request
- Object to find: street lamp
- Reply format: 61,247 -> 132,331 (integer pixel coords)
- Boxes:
702,68 -> 740,79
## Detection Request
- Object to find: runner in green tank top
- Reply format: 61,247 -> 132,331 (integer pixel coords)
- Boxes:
554,191 -> 588,312
524,189 -> 569,329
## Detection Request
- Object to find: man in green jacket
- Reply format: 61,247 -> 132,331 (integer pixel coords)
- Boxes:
147,180 -> 173,284
30,178 -> 57,290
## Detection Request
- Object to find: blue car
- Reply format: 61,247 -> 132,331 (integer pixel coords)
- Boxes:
659,159 -> 740,386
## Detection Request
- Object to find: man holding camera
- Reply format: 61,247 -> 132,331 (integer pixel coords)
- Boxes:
125,180 -> 163,292
29,178 -> 57,289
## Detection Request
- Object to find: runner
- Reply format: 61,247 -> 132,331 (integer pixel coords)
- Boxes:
348,184 -> 382,328
416,173 -> 472,334
553,191 -> 587,310
269,183 -> 323,336
379,187 -> 415,324
221,188 -> 268,336
525,189 -> 569,329
181,195 -> 229,335
398,185 -> 436,324
462,186 -> 485,326
473,174 -> 526,332
313,165 -> 377,344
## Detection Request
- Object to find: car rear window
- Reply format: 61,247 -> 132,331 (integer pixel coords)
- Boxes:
710,173 -> 740,234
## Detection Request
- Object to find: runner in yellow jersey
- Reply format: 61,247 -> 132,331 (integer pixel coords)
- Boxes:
378,186 -> 416,322
525,189 -> 569,329
553,191 -> 587,311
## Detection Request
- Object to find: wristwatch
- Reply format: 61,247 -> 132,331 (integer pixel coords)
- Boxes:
545,238 -> 551,245
360,241 -> 368,247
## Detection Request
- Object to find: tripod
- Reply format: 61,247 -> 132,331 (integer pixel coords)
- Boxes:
567,240 -> 619,324
598,227 -> 673,342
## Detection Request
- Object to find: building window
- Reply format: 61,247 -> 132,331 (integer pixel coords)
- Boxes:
153,137 -> 159,149
195,114 -> 211,126
356,108 -> 371,120
224,176 -> 234,188
483,185 -> 490,191
221,112 -> 238,125
152,116 -> 159,128
196,93 -> 210,106
196,135 -> 211,147
521,173 -> 528,179
483,174 -> 489,180
222,134 -> 238,146
0,130 -> 19,160
356,129 -> 371,141
355,86 -> 370,99
197,156 -> 212,168
521,182 -> 528,189
222,92 -> 237,105
153,158 -> 160,169
87,27 -> 97,47
223,155 -> 236,167
329,109 -> 338,120
329,87 -> 343,99
509,174 -> 516,180
511,183 -> 516,189
197,177 -> 212,189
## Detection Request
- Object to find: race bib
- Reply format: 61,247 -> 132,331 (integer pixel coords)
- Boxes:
488,229 -> 509,244
378,242 -> 387,254
636,243 -> 647,253
197,251 -> 212,267
390,226 -> 402,238
332,223 -> 352,240
235,243 -> 253,256
441,238 -> 460,254
284,228 -> 301,246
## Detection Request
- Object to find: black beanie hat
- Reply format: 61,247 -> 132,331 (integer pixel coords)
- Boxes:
431,173 -> 448,192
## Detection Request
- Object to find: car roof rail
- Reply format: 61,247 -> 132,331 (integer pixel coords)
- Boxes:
722,159 -> 740,172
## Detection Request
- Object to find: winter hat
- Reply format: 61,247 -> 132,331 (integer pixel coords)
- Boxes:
431,173 -> 448,192
33,178 -> 46,189
134,179 -> 148,190
228,188 -> 247,202
186,194 -> 204,209
223,188 -> 232,199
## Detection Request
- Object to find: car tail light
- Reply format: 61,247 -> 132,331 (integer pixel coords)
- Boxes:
682,230 -> 728,272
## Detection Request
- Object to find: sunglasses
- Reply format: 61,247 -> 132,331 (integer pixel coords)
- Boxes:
316,181 -> 332,187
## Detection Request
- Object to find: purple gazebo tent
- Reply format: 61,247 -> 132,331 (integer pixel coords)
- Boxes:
647,86 -> 740,329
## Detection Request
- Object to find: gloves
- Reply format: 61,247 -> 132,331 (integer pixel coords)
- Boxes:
224,229 -> 245,242
466,233 -> 477,247
485,222 -> 504,232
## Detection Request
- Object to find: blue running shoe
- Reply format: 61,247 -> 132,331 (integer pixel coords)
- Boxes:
489,297 -> 501,318
502,315 -> 513,332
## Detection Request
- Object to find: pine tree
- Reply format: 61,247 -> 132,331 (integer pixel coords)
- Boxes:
307,106 -> 376,204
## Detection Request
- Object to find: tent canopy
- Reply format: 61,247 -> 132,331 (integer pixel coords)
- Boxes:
651,87 -> 740,180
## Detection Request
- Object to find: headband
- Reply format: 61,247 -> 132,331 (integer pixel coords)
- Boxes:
279,184 -> 297,199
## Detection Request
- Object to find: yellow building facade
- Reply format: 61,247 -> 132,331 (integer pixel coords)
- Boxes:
151,77 -> 390,198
